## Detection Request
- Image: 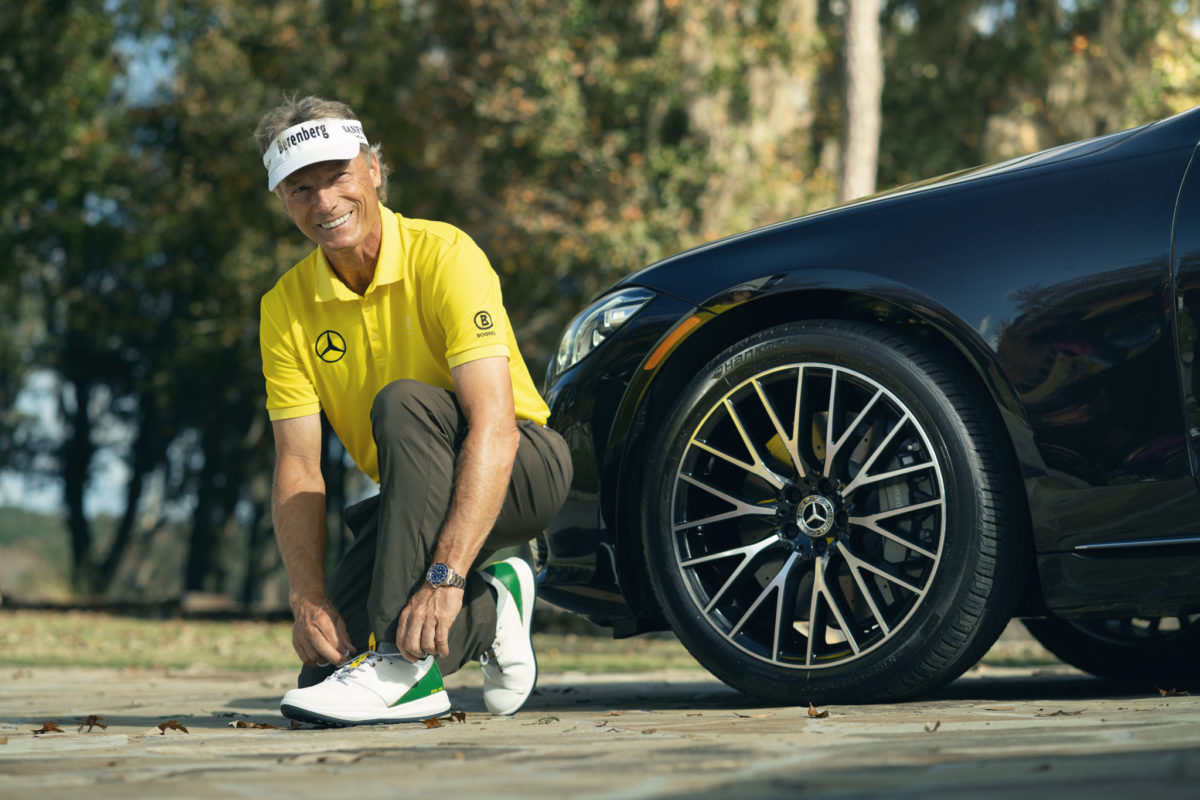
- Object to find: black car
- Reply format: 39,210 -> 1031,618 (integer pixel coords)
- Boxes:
537,107 -> 1200,703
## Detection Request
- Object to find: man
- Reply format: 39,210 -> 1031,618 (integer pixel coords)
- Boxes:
254,96 -> 571,726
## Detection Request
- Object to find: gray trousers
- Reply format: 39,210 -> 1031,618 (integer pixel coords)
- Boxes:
298,379 -> 572,688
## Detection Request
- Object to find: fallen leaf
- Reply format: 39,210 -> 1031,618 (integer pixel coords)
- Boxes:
76,715 -> 107,733
452,751 -> 466,760
1157,687 -> 1189,697
0,737 -> 7,745
536,715 -> 559,725
733,712 -> 773,719
449,711 -> 467,723
229,720 -> 279,729
642,728 -> 656,735
32,722 -> 64,735
925,721 -> 941,733
687,713 -> 702,717
157,720 -> 189,734
1034,710 -> 1082,717
286,752 -> 364,765
807,703 -> 829,719
290,721 -> 303,730
422,717 -> 443,729
602,711 -> 621,717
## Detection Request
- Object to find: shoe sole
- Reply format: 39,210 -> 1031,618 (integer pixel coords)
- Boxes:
281,693 -> 451,727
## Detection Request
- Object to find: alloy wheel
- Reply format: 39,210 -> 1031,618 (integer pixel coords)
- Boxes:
670,363 -> 947,668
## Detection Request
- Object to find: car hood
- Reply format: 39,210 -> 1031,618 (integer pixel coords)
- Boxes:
615,109 -> 1200,308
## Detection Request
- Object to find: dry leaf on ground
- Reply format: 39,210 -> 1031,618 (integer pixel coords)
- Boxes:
32,722 -> 64,735
76,715 -> 107,733
733,712 -> 773,719
422,717 -> 443,729
602,711 -> 621,717
289,721 -> 303,730
1157,687 -> 1189,697
1,736 -> 8,745
229,720 -> 278,729
808,703 -> 829,719
925,721 -> 941,733
642,728 -> 657,734
1034,710 -> 1082,717
286,751 -> 364,766
157,720 -> 190,734
449,711 -> 467,723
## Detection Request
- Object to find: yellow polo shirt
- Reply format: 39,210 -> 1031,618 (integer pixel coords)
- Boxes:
259,204 -> 549,483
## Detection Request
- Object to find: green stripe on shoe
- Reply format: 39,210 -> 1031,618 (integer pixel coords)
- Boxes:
393,660 -> 445,706
484,561 -> 525,623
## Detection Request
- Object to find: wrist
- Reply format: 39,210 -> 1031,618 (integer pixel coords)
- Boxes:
425,562 -> 468,589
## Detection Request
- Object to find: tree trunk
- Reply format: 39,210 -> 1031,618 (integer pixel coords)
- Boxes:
96,402 -> 157,594
840,0 -> 884,202
59,376 -> 96,592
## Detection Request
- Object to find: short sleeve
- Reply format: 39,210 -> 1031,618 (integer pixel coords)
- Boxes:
260,291 -> 321,420
431,238 -> 512,368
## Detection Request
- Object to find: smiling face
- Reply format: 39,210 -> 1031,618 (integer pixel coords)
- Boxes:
278,152 -> 383,262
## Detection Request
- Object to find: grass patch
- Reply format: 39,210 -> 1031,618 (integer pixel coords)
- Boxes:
0,610 -> 1059,673
0,610 -> 702,673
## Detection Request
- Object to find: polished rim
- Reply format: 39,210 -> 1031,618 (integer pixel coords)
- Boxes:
671,363 -> 946,669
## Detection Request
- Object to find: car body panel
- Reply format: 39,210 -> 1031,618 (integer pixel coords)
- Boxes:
541,108 -> 1200,628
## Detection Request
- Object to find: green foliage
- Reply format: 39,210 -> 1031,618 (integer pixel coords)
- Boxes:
3,0 -> 1200,603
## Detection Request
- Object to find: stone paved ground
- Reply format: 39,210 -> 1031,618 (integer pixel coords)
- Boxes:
1,657 -> 1198,800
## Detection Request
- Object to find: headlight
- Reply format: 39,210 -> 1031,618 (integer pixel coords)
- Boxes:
548,287 -> 656,383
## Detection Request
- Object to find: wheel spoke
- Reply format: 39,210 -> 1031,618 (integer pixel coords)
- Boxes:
824,385 -> 884,479
678,536 -> 780,615
849,499 -> 942,559
838,542 -> 922,595
674,474 -> 778,532
822,369 -> 839,478
728,552 -> 800,641
753,378 -> 806,479
805,551 -> 861,662
692,399 -> 787,489
842,546 -> 892,636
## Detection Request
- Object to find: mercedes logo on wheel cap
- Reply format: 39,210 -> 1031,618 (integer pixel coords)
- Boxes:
796,495 -> 836,538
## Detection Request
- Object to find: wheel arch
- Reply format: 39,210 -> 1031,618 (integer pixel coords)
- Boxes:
607,284 -> 1040,629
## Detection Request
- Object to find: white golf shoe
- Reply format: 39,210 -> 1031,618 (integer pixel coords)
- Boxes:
478,557 -> 537,715
281,645 -> 450,726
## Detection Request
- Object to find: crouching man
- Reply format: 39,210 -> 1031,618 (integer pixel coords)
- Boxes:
254,95 -> 571,725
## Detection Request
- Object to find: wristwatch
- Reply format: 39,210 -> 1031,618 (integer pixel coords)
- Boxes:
426,562 -> 467,589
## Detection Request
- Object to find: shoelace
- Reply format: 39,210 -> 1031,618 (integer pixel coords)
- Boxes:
332,651 -> 383,683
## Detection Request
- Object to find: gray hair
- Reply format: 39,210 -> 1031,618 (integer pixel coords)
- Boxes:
254,95 -> 391,202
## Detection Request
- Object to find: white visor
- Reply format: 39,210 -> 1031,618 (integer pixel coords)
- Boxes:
263,118 -> 370,191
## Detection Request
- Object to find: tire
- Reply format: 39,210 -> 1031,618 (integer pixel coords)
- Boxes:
1023,615 -> 1200,685
643,320 -> 1028,704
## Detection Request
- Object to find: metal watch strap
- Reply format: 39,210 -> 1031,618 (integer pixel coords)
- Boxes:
426,562 -> 467,589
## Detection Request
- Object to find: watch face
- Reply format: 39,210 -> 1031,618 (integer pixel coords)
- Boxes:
427,563 -> 449,585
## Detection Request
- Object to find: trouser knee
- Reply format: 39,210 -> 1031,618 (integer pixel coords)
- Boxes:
370,379 -> 459,446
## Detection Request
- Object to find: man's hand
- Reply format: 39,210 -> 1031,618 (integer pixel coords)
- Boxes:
290,594 -> 356,666
396,585 -> 464,661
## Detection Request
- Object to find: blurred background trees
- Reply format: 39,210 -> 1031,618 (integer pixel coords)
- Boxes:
3,0 -> 1199,606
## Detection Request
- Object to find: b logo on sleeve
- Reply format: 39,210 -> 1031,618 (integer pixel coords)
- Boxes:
473,311 -> 494,334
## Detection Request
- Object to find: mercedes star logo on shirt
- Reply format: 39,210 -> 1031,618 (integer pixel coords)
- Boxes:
315,330 -> 347,363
